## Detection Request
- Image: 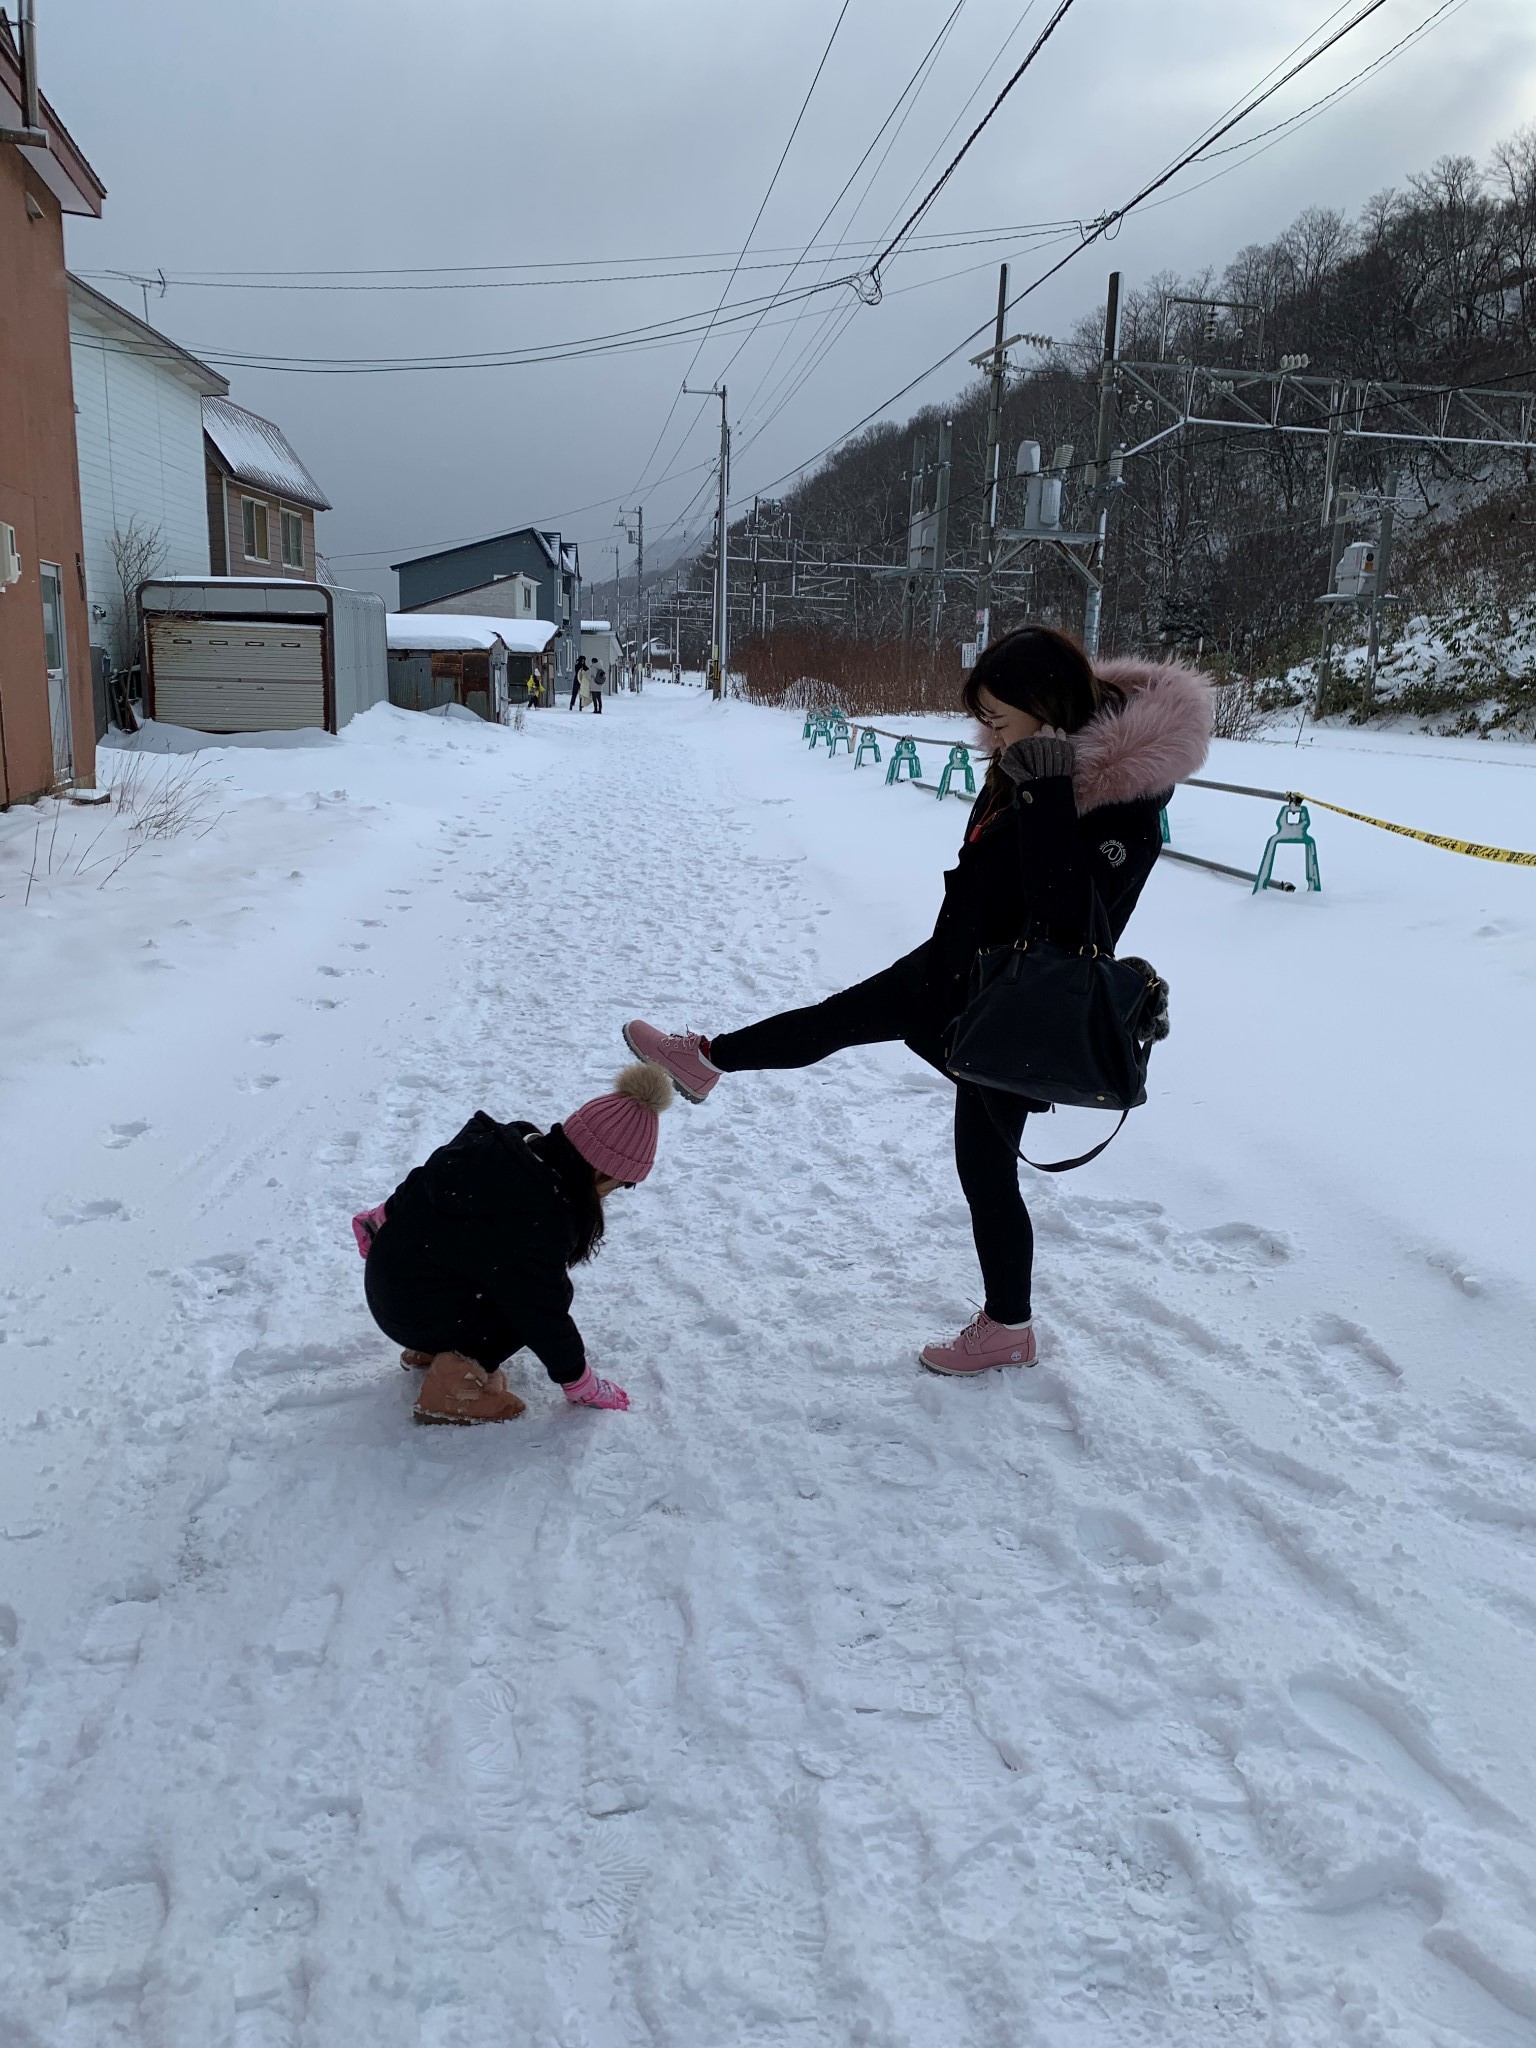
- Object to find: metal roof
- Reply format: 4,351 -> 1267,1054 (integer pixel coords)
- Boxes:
202,396 -> 331,510
68,276 -> 229,397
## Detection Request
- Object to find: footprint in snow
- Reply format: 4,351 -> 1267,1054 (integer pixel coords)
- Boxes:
238,1074 -> 282,1093
1287,1672 -> 1498,1825
79,1598 -> 156,1667
49,1196 -> 128,1227
1310,1312 -> 1403,1383
101,1119 -> 149,1149
67,1877 -> 165,1996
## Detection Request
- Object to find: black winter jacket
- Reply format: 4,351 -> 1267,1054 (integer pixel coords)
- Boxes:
902,770 -> 1166,1072
374,1112 -> 587,1380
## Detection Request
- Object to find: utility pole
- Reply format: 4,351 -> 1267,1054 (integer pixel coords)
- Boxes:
616,504 -> 644,684
1081,269 -> 1121,659
928,416 -> 952,653
1362,468 -> 1400,713
685,383 -> 729,698
973,264 -> 1009,656
900,434 -> 925,658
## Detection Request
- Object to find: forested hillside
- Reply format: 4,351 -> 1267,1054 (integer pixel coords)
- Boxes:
701,132 -> 1536,726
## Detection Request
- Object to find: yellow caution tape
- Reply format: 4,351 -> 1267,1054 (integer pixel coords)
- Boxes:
1294,794 -> 1536,867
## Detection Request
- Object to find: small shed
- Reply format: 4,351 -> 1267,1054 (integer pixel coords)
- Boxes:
580,619 -> 619,677
385,613 -> 557,721
139,578 -> 388,734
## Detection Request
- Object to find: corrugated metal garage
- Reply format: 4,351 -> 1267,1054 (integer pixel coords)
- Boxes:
146,621 -> 325,732
139,578 -> 388,734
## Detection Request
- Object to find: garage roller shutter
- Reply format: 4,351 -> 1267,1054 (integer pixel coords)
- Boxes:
150,622 -> 326,732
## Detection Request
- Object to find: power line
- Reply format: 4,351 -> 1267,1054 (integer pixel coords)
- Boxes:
734,0 -> 1395,509
868,0 -> 1082,288
629,0 -> 856,500
73,219 -> 1085,288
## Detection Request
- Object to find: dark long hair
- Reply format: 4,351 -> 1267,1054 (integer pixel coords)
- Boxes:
529,1124 -> 606,1265
962,624 -> 1118,734
962,623 -> 1122,803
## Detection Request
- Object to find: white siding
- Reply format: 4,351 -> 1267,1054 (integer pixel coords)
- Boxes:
69,302 -> 213,662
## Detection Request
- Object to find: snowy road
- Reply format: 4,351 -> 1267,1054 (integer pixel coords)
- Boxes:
3,687 -> 1536,2047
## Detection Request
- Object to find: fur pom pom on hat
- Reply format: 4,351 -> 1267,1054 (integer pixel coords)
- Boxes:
563,1062 -> 674,1184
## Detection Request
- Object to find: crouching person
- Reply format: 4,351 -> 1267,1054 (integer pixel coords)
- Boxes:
353,1064 -> 673,1424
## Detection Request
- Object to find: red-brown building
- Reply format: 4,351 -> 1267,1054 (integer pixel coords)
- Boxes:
0,18 -> 105,803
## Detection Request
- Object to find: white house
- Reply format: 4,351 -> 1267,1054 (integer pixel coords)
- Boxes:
67,275 -> 228,669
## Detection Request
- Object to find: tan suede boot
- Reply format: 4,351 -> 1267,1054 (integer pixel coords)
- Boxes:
413,1352 -> 527,1426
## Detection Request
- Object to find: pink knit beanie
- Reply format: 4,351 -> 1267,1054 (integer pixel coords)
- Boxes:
563,1062 -> 674,1184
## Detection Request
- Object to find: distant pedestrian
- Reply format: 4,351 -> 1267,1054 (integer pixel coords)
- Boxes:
352,1063 -> 676,1424
570,655 -> 587,711
592,664 -> 605,715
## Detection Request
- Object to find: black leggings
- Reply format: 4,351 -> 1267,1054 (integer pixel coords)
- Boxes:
710,962 -> 1034,1323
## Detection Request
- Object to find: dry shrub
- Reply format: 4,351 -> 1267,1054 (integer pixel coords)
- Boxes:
732,633 -> 966,718
1208,675 -> 1269,740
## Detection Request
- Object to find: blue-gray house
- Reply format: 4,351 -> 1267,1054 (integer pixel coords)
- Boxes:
393,528 -> 581,695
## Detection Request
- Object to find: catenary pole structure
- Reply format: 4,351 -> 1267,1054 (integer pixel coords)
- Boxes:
616,505 -> 644,682
684,384 -> 730,698
972,264 -> 1009,656
1081,270 -> 1121,658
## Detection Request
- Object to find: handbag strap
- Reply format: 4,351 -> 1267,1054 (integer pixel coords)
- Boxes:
980,1087 -> 1130,1173
1020,1108 -> 1130,1173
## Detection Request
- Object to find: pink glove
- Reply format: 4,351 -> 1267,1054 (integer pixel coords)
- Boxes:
563,1364 -> 630,1411
352,1203 -> 388,1257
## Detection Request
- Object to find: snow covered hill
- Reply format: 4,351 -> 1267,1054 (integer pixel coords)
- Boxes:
2,686 -> 1535,2047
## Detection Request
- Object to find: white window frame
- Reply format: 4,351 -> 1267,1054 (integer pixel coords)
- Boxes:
242,497 -> 270,562
279,506 -> 305,571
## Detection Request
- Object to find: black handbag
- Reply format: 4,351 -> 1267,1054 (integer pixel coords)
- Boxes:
946,889 -> 1169,1171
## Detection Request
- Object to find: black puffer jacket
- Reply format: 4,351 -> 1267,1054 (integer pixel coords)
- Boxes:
372,1112 -> 587,1380
902,657 -> 1213,1072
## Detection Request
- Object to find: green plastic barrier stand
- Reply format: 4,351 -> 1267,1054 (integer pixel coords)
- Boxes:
854,727 -> 883,768
886,737 -> 922,786
1159,805 -> 1171,846
1254,800 -> 1321,894
936,743 -> 976,801
826,716 -> 852,757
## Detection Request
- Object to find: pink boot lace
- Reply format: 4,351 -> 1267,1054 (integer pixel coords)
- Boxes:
563,1364 -> 631,1411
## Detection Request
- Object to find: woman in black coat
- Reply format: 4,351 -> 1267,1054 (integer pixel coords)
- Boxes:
624,626 -> 1211,1374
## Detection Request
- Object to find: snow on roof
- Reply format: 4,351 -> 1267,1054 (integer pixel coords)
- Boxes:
386,613 -> 557,655
581,620 -> 613,634
561,546 -> 577,576
203,396 -> 331,510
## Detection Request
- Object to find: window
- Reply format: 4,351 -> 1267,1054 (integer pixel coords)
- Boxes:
522,584 -> 532,614
280,508 -> 304,570
242,499 -> 269,561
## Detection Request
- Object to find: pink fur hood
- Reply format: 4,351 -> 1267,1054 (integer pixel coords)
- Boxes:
1071,657 -> 1213,813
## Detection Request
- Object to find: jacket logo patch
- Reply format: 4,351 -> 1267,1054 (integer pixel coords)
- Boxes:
1100,837 -> 1127,867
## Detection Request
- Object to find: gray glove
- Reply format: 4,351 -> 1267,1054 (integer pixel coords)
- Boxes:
999,733 -> 1076,784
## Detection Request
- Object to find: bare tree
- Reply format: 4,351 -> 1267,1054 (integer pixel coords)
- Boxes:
108,517 -> 167,672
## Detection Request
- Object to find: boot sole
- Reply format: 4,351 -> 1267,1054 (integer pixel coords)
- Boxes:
919,1353 -> 1035,1376
413,1407 -> 524,1425
621,1022 -> 713,1104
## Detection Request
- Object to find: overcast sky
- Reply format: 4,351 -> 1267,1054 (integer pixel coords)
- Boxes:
50,0 -> 1536,605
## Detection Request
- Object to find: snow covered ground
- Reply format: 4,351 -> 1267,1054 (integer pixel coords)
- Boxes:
2,683 -> 1535,2048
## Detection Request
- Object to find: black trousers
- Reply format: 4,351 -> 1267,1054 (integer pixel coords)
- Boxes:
710,960 -> 1034,1324
364,1228 -> 550,1376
